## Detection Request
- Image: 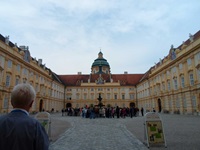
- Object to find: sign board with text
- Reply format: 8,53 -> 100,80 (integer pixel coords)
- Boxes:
144,112 -> 167,148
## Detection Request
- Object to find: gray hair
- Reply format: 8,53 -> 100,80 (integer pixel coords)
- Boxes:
11,83 -> 36,107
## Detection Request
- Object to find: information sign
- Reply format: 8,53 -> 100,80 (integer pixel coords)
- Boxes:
35,112 -> 51,137
144,112 -> 167,148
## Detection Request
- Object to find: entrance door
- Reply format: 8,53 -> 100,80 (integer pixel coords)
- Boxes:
39,99 -> 43,112
66,103 -> 72,108
158,99 -> 162,112
130,102 -> 135,108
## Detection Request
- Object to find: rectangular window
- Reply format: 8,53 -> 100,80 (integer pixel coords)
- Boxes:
16,64 -> 21,72
173,78 -> 178,90
162,73 -> 165,80
107,94 -> 110,100
15,78 -> 20,85
76,94 -> 79,100
36,74 -> 39,79
192,96 -> 196,107
162,83 -> 165,91
197,52 -> 200,60
172,67 -> 176,73
167,71 -> 170,76
6,75 -> 11,87
187,58 -> 192,66
198,69 -> 200,81
179,63 -> 183,70
114,94 -> 117,100
189,73 -> 194,86
130,94 -> 134,100
122,94 -> 125,100
98,88 -> 102,91
176,98 -> 180,108
181,76 -> 185,88
48,89 -> 51,96
167,80 -> 171,91
91,94 -> 94,100
7,60 -> 12,68
0,55 -> 5,68
23,68 -> 28,75
3,96 -> 9,108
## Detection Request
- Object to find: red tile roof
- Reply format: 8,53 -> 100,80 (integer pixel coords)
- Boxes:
58,74 -> 144,86
111,74 -> 144,85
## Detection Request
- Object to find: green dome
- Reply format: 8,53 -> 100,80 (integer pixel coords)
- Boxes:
92,51 -> 110,67
92,58 -> 110,67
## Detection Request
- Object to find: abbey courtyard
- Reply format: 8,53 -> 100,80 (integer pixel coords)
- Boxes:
0,30 -> 200,115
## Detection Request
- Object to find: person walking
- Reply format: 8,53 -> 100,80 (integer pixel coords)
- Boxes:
0,83 -> 49,150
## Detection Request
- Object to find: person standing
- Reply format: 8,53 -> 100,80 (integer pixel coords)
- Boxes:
141,107 -> 144,116
130,107 -> 134,118
116,106 -> 120,118
0,83 -> 49,150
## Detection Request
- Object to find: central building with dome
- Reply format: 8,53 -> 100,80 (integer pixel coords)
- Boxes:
59,51 -> 144,108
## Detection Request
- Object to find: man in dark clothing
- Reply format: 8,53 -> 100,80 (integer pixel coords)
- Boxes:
0,83 -> 49,150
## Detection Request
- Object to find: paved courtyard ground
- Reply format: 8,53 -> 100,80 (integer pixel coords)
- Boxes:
48,113 -> 200,150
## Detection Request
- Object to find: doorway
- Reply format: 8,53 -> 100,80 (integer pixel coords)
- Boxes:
158,98 -> 162,112
130,102 -> 135,108
39,99 -> 43,112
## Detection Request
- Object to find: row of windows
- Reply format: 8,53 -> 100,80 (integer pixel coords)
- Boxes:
2,73 -> 64,99
138,68 -> 200,98
139,95 -> 197,111
0,55 -> 55,87
66,94 -> 135,100
67,87 -> 132,92
163,95 -> 197,109
151,52 -> 200,84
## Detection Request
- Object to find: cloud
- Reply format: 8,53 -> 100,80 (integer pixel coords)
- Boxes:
0,0 -> 200,74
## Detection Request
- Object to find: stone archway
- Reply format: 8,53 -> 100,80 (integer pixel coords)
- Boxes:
158,98 -> 162,112
39,99 -> 43,112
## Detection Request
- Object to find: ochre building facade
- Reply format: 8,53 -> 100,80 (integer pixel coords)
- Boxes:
137,31 -> 200,115
0,30 -> 200,115
0,35 -> 64,113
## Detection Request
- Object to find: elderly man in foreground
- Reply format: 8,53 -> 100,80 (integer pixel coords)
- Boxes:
0,83 -> 49,150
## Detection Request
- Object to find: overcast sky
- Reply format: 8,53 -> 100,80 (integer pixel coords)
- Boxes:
0,0 -> 200,75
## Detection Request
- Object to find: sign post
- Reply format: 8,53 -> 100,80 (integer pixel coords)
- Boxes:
35,112 -> 51,139
144,112 -> 167,148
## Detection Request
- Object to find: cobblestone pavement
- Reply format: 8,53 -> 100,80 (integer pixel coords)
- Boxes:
49,113 -> 200,150
49,117 -> 148,150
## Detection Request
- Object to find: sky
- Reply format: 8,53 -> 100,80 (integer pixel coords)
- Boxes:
0,0 -> 200,75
